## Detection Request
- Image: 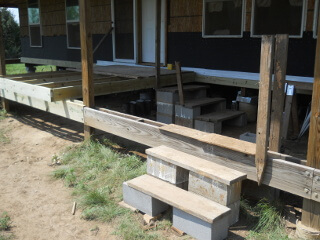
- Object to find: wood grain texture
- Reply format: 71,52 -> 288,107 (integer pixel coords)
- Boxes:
80,0 -> 95,139
146,145 -> 247,185
127,175 -> 230,223
269,34 -> 288,152
175,62 -> 185,105
281,86 -> 294,140
255,35 -> 275,185
84,108 -> 317,201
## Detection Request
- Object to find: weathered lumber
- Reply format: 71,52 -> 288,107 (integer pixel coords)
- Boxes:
281,85 -> 295,140
84,107 -> 317,201
256,35 -> 275,185
80,0 -> 95,139
175,61 -> 184,105
20,57 -> 82,69
8,71 -> 77,81
269,34 -> 288,152
0,89 -> 84,122
155,0 -> 161,89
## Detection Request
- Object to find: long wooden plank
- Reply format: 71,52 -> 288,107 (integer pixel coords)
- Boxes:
0,77 -> 52,102
281,85 -> 295,140
256,35 -> 275,185
51,72 -> 195,101
269,34 -> 288,152
175,61 -> 185,105
7,71 -> 77,80
80,0 -> 95,139
127,175 -> 230,223
0,12 -> 9,111
146,145 -> 247,185
21,57 -> 82,69
0,89 -> 84,122
84,107 -> 316,201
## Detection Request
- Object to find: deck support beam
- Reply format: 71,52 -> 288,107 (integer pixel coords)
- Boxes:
0,11 -> 9,111
298,9 -> 320,238
155,0 -> 161,89
79,0 -> 95,139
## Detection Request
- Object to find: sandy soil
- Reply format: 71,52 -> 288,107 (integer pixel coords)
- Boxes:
0,106 -> 116,240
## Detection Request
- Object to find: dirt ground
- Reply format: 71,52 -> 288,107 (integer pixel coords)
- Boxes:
0,105 -> 118,240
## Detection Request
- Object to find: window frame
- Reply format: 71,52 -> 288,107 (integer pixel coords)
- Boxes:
313,0 -> 319,38
28,0 -> 42,48
65,0 -> 81,49
250,0 -> 308,38
202,0 -> 247,38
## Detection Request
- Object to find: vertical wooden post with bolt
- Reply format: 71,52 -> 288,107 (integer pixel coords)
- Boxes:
79,0 -> 95,140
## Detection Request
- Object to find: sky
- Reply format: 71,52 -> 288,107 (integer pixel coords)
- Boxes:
8,8 -> 20,25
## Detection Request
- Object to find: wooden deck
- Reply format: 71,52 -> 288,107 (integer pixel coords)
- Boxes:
0,65 -> 195,102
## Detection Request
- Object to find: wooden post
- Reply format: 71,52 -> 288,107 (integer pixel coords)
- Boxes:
155,0 -> 161,89
0,11 -> 9,111
298,5 -> 320,235
79,0 -> 94,139
281,85 -> 295,140
255,35 -> 275,185
269,34 -> 288,152
175,61 -> 184,106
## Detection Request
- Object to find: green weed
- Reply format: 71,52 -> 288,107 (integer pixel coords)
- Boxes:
52,140 -> 165,239
0,129 -> 10,144
0,109 -> 7,121
0,213 -> 11,231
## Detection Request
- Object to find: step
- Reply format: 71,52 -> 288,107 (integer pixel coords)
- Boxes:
157,84 -> 209,93
178,97 -> 226,109
146,145 -> 246,186
125,175 -> 231,240
196,110 -> 245,123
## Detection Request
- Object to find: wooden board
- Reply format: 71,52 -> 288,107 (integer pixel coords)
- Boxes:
84,107 -> 317,201
182,97 -> 225,108
146,145 -> 247,185
196,110 -> 244,123
20,57 -> 82,69
255,35 -> 275,185
127,174 -> 230,223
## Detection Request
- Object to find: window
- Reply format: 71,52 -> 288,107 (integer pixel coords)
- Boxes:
251,0 -> 307,38
66,0 -> 80,49
28,0 -> 42,47
202,0 -> 246,38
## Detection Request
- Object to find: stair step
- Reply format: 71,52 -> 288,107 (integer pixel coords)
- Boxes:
146,145 -> 246,185
178,97 -> 225,108
126,174 -> 230,223
196,110 -> 245,123
157,84 -> 209,93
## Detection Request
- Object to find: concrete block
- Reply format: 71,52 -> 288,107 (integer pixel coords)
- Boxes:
157,91 -> 178,104
157,102 -> 174,115
195,120 -> 222,134
225,114 -> 247,127
147,156 -> 189,188
175,117 -> 194,128
228,201 -> 240,226
173,207 -> 229,240
188,171 -> 241,206
175,105 -> 201,119
123,182 -> 169,216
202,101 -> 226,113
185,89 -> 207,100
157,112 -> 174,124
240,132 -> 256,143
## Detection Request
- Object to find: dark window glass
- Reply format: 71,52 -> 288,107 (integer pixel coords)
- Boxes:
67,23 -> 81,48
30,25 -> 41,46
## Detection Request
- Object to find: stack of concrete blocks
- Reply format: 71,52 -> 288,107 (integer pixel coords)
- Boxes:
122,145 -> 246,240
156,85 -> 208,124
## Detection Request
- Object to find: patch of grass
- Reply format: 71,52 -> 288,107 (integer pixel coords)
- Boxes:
53,140 -> 166,239
0,110 -> 7,121
0,129 -> 10,144
241,199 -> 289,240
0,213 -> 11,231
6,64 -> 56,75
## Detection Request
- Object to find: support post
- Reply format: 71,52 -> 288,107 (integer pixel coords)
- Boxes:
0,11 -> 9,111
269,34 -> 288,152
175,61 -> 184,106
255,35 -> 275,185
79,0 -> 95,139
155,0 -> 161,89
298,6 -> 320,237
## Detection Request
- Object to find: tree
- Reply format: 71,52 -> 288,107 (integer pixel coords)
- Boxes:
1,8 -> 21,59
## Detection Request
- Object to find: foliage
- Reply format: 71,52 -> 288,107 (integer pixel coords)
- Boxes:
1,8 -> 21,59
0,109 -> 7,121
52,140 -> 167,239
0,213 -> 10,231
6,64 -> 56,75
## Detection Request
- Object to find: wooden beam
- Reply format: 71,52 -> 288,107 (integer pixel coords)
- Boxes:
79,0 -> 95,139
155,0 -> 161,89
0,11 -> 9,111
269,34 -> 288,152
281,85 -> 295,140
20,57 -> 82,69
83,107 -> 317,201
175,61 -> 184,105
256,35 -> 275,185
301,5 -> 320,232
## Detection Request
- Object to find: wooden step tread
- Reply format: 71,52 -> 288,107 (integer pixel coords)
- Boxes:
127,174 -> 230,223
196,110 -> 245,123
177,98 -> 225,108
146,145 -> 247,185
157,84 -> 209,93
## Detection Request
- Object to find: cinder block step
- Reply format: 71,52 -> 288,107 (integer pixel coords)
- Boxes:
180,97 -> 226,109
195,110 -> 247,134
126,174 -> 231,240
